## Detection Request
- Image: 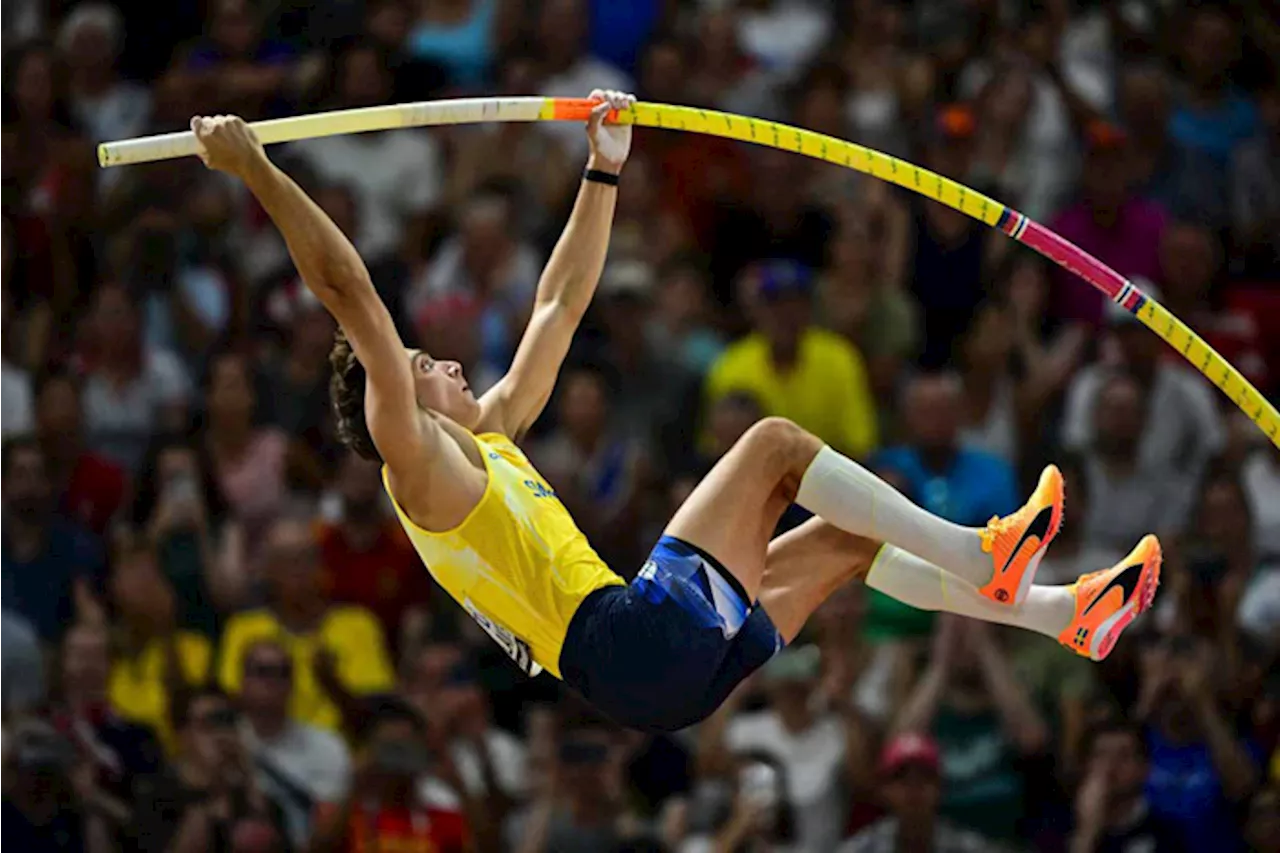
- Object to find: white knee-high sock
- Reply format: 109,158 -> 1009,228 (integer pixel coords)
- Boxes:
795,446 -> 995,589
866,544 -> 1075,638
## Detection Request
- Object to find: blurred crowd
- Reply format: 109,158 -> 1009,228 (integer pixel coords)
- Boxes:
3,1 -> 1279,851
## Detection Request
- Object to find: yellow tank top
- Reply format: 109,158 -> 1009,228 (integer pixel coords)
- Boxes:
382,431 -> 624,679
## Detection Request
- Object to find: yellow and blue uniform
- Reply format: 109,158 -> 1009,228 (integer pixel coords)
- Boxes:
383,430 -> 784,732
382,432 -> 624,679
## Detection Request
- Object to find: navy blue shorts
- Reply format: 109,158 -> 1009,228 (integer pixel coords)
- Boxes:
559,536 -> 784,732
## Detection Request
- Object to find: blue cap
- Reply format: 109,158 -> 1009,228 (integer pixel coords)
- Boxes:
755,259 -> 814,301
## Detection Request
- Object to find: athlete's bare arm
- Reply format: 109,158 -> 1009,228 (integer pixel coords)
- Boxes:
190,115 -> 482,522
478,90 -> 635,440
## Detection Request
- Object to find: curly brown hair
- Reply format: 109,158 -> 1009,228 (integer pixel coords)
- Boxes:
329,328 -> 381,461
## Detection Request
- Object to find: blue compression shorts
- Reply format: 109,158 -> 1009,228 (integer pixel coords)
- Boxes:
559,535 -> 785,732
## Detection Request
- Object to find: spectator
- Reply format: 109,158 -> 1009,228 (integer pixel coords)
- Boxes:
678,750 -> 799,853
288,40 -> 443,262
965,254 -> 1087,476
838,0 -> 914,157
590,258 -> 702,466
733,0 -> 830,81
218,513 -> 395,733
530,360 -> 648,567
262,292 -> 338,488
1,437 -> 106,643
2,718 -> 133,852
77,282 -> 192,473
1,608 -> 45,716
1230,75 -> 1280,278
511,719 -> 633,853
1047,123 -> 1167,328
317,451 -> 431,648
238,640 -> 352,848
646,255 -> 725,377
894,617 -> 1049,842
1242,442 -> 1280,561
106,539 -> 213,755
1,280 -> 35,437
1157,473 -> 1266,649
838,733 -> 996,853
1135,634 -> 1262,850
865,372 -> 1019,640
897,105 -> 1008,368
1119,62 -> 1227,228
875,372 -> 1019,529
1071,372 -> 1197,555
202,350 -> 290,563
708,151 -> 832,300
685,6 -> 777,119
362,0 -> 450,103
1156,222 -> 1269,391
406,183 -> 543,390
51,622 -> 165,802
3,0 -> 42,47
311,697 -> 473,853
704,260 -> 877,459
57,3 -> 151,150
119,206 -> 233,372
182,0 -> 297,118
406,0 -> 500,88
1065,721 -> 1185,853
399,641 -> 528,815
34,368 -> 128,535
701,645 -> 849,853
815,218 -> 920,405
133,686 -> 291,853
1170,7 -> 1259,167
1061,290 -> 1226,482
131,434 -> 243,633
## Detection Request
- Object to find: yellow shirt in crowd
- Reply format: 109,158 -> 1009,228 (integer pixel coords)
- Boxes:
703,327 -> 879,458
217,606 -> 395,732
109,632 -> 213,755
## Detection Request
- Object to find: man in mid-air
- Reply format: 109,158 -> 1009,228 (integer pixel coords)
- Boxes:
190,91 -> 1159,733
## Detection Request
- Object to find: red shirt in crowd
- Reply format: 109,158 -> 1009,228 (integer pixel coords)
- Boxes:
317,802 -> 471,853
317,520 -> 433,639
60,451 -> 128,535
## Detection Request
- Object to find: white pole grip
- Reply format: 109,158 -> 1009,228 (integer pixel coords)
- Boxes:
97,97 -> 554,167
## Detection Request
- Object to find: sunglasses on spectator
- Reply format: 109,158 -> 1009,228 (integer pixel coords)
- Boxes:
247,661 -> 293,680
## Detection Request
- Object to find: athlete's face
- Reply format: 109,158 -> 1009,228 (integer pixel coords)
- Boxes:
408,349 -> 480,428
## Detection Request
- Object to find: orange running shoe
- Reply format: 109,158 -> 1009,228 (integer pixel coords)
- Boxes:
978,465 -> 1065,606
1058,535 -> 1162,662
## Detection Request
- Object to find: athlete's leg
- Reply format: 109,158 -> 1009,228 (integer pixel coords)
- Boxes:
755,521 -> 1160,661
754,518 -> 1068,643
662,417 -> 823,602
664,417 -> 1061,606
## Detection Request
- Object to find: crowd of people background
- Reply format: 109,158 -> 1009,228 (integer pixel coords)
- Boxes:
2,1 -> 1279,851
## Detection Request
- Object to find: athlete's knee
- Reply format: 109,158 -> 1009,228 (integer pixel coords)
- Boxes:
743,417 -> 822,474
